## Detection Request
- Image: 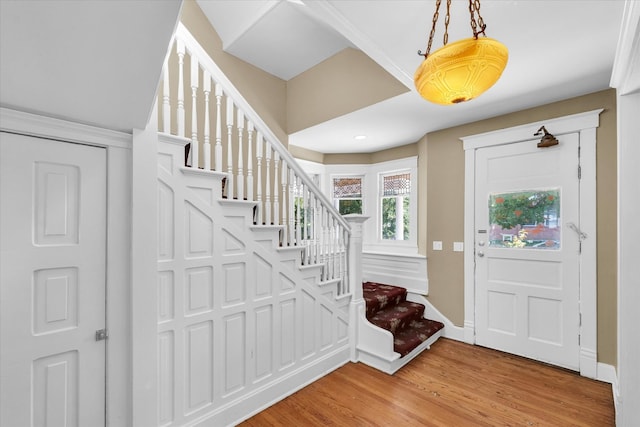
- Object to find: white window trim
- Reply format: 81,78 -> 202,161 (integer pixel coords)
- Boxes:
367,159 -> 418,253
330,174 -> 365,214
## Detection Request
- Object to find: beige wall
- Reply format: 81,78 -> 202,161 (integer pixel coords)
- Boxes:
421,89 -> 617,365
180,0 -> 289,145
180,1 -> 617,365
287,48 -> 408,134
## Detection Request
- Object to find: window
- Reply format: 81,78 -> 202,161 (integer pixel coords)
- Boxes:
380,172 -> 411,241
488,189 -> 560,249
333,177 -> 363,215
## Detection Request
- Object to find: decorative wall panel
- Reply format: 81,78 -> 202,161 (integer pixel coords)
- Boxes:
158,331 -> 175,426
223,263 -> 246,307
223,313 -> 246,396
185,266 -> 213,316
185,202 -> 213,258
280,299 -> 296,368
254,305 -> 273,382
185,321 -> 213,414
158,271 -> 175,323
158,180 -> 175,261
223,229 -> 244,254
254,254 -> 273,299
302,290 -> 316,358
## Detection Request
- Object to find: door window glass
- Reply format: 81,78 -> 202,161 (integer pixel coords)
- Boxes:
488,189 -> 560,249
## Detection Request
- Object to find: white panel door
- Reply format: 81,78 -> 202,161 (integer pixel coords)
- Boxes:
1,133 -> 107,426
475,133 -> 581,370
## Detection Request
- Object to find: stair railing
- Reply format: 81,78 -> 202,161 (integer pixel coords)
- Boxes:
159,23 -> 352,296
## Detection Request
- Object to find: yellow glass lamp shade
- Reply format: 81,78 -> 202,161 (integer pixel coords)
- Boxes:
414,37 -> 508,105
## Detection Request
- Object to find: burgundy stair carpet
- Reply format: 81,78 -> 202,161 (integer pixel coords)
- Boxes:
363,282 -> 444,357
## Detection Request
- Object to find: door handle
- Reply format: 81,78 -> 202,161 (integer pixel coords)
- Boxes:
477,251 -> 484,257
567,222 -> 587,240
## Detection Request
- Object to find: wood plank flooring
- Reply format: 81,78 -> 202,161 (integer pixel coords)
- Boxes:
239,339 -> 614,426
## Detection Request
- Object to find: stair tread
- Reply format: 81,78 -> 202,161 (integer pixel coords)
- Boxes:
393,319 -> 445,357
363,281 -> 407,318
368,301 -> 425,333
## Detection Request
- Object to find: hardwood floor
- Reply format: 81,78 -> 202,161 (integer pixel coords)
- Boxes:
239,339 -> 614,426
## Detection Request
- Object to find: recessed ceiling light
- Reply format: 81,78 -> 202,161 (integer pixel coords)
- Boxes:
354,135 -> 367,140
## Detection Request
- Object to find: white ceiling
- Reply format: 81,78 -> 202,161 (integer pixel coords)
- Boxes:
197,0 -> 626,154
0,0 -> 182,132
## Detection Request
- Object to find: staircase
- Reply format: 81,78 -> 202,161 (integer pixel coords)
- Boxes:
154,22 -> 443,425
357,282 -> 444,374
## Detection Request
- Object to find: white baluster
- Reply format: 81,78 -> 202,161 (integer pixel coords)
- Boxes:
236,110 -> 244,201
329,217 -> 336,280
273,152 -> 280,228
323,207 -> 329,280
202,71 -> 211,170
281,163 -> 288,243
246,122 -> 254,202
265,144 -> 272,225
162,63 -> 170,133
339,225 -> 346,294
255,132 -> 263,224
226,96 -> 234,199
214,83 -> 222,171
190,54 -> 199,169
302,184 -> 309,264
176,39 -> 185,138
311,193 -> 318,265
295,176 -> 302,247
288,169 -> 295,247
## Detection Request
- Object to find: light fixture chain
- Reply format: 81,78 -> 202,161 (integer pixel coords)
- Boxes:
419,0 -> 442,58
443,0 -> 451,46
469,0 -> 487,38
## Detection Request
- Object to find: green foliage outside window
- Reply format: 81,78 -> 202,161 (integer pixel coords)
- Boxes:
338,199 -> 362,215
381,196 -> 410,240
489,190 -> 559,230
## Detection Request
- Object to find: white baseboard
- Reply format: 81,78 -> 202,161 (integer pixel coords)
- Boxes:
596,362 -> 620,422
597,362 -> 618,384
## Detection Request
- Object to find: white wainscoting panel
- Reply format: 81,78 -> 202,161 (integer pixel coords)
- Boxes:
156,136 -> 351,426
362,252 -> 428,295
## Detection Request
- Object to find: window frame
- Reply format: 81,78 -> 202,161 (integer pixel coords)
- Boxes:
376,168 -> 417,248
331,174 -> 365,216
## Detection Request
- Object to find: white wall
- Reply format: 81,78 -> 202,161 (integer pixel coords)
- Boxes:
611,2 -> 640,425
616,88 -> 640,427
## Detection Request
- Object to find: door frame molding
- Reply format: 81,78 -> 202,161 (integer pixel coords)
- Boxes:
461,109 -> 602,378
0,107 -> 133,424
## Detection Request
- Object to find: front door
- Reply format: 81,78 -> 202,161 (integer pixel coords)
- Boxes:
474,133 -> 581,370
1,132 -> 107,426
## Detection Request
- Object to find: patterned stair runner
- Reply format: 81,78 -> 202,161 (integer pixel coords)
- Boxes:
363,282 -> 444,357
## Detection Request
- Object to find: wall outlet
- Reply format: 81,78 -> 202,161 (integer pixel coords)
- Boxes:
432,241 -> 443,251
453,241 -> 464,252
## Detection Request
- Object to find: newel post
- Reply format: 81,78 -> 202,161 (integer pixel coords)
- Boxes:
343,214 -> 369,362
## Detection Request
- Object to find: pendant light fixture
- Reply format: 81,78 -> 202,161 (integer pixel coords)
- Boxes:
414,0 -> 508,105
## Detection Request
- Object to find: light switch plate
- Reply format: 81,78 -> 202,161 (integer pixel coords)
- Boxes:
433,241 -> 443,251
453,242 -> 464,252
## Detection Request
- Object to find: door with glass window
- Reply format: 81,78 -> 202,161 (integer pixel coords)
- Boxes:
474,133 -> 581,370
